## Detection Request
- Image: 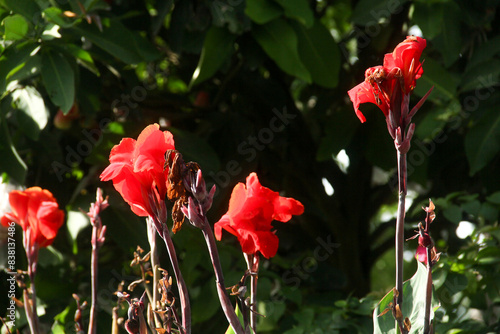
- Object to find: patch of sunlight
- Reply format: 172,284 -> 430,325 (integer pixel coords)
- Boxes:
321,177 -> 334,196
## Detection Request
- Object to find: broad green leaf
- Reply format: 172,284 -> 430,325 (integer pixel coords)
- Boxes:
459,59 -> 500,93
0,42 -> 38,94
41,50 -> 75,114
43,7 -> 76,28
486,191 -> 500,205
466,35 -> 500,70
351,0 -> 409,26
11,86 -> 48,140
3,14 -> 29,40
412,2 -> 443,39
73,19 -> 160,64
274,0 -> 313,28
253,19 -> 311,83
413,58 -> 459,102
432,2 -> 462,67
6,53 -> 41,83
0,115 -> 27,183
58,43 -> 100,76
465,109 -> 500,175
190,27 -> 236,88
245,0 -> 283,24
374,261 -> 439,334
292,19 -> 340,88
0,0 -> 40,21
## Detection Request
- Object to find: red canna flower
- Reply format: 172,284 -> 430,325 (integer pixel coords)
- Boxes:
100,123 -> 175,219
348,36 -> 431,154
214,173 -> 304,259
348,36 -> 426,124
1,187 -> 65,248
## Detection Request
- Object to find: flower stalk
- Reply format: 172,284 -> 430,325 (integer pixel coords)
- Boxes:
87,188 -> 108,334
153,217 -> 191,334
244,253 -> 260,333
23,228 -> 40,334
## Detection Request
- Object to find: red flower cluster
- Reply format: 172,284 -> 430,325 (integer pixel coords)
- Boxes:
1,187 -> 65,247
348,36 -> 426,124
214,173 -> 304,259
100,124 -> 175,218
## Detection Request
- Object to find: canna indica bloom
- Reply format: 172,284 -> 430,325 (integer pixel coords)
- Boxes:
1,187 -> 65,248
214,173 -> 304,259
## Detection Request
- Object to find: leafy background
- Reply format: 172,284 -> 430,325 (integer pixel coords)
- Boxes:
0,0 -> 499,333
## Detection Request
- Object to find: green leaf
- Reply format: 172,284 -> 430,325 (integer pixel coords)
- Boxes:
431,2 -> 462,67
253,19 -> 311,83
466,35 -> 500,70
486,191 -> 500,205
42,7 -> 76,28
3,14 -> 29,40
0,42 -> 38,94
41,50 -> 75,114
245,0 -> 283,24
0,0 -> 40,21
413,57 -> 459,102
351,0 -> 409,26
73,19 -> 160,64
0,115 -> 27,183
412,2 -> 443,39
225,304 -> 249,334
465,109 -> 500,175
190,27 -> 236,88
274,0 -> 314,28
11,86 -> 48,140
58,43 -> 100,76
459,59 -> 500,93
374,262 -> 439,334
291,19 -> 340,88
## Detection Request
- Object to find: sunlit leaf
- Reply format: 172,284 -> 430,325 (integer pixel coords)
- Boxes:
374,262 -> 439,334
3,14 -> 29,40
11,86 -> 48,140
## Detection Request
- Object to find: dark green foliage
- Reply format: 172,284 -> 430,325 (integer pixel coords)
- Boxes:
1,0 -> 500,333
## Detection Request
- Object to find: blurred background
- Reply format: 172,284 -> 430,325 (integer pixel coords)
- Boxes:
1,0 -> 500,333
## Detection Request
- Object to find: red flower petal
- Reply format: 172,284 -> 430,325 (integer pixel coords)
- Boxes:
1,187 -> 64,248
348,81 -> 389,122
100,123 -> 176,218
214,172 -> 303,258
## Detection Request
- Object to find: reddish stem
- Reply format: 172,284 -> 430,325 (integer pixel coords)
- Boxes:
155,220 -> 191,334
200,218 -> 246,334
